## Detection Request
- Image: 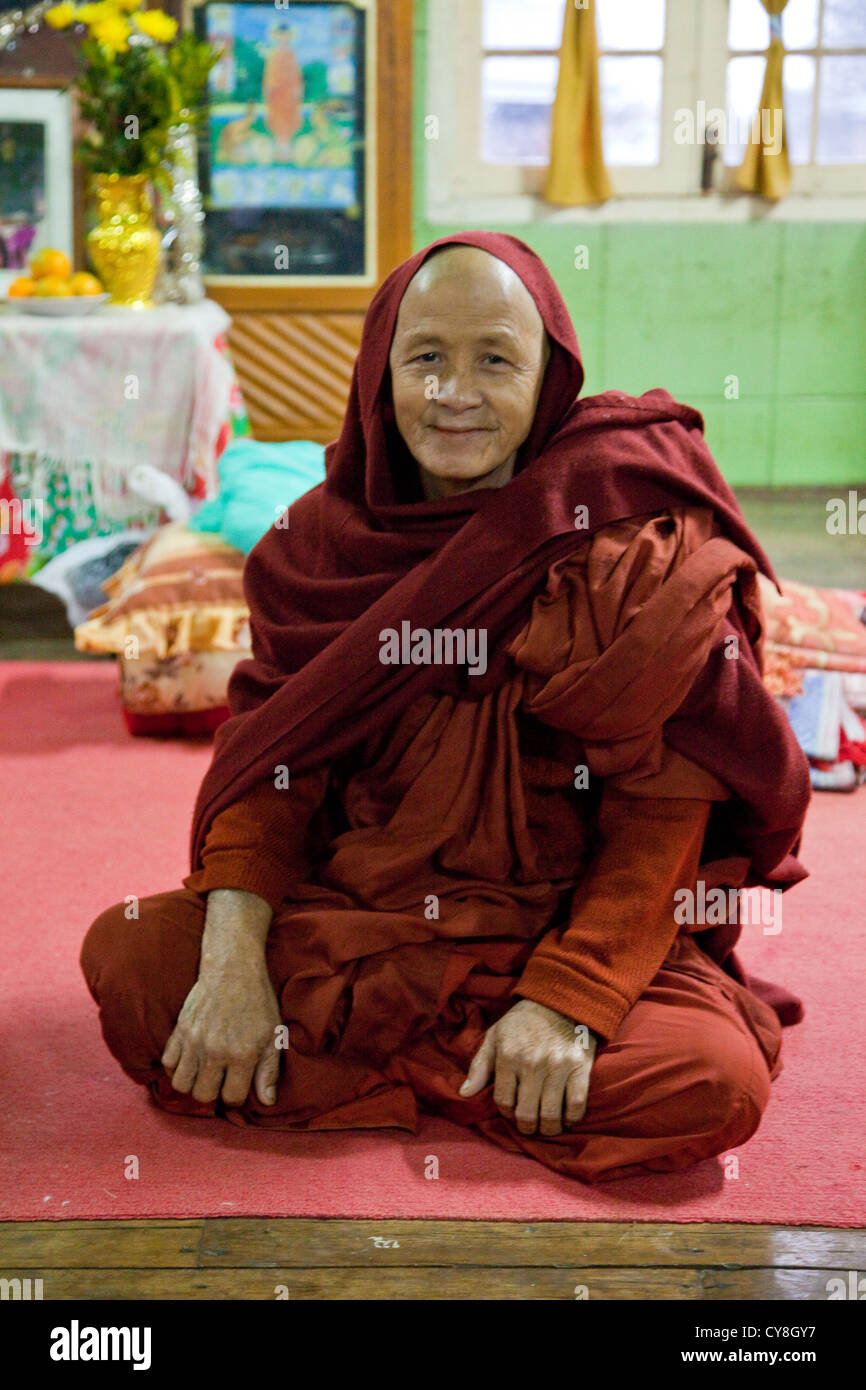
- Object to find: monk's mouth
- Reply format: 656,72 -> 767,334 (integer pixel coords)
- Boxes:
430,426 -> 491,436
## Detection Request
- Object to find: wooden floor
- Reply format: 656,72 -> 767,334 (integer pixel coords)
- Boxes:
1,1218 -> 865,1299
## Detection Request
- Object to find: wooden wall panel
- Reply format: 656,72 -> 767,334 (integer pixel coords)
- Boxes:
228,312 -> 363,444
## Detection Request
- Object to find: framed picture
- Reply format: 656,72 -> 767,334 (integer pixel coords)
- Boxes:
0,80 -> 81,283
191,0 -> 377,287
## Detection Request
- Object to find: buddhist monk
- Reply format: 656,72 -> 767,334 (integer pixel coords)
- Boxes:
81,232 -> 811,1183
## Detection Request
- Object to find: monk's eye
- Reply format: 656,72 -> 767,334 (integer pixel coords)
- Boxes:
415,351 -> 439,363
484,354 -> 508,365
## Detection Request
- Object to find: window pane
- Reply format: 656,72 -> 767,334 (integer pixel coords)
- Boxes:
724,55 -> 814,165
817,56 -> 866,162
783,55 -> 816,165
784,0 -> 820,49
729,0 -> 818,51
599,55 -> 662,163
596,0 -> 665,51
723,55 -> 764,163
481,56 -> 558,163
728,0 -> 769,51
481,0 -> 666,53
482,0 -> 565,51
822,0 -> 866,47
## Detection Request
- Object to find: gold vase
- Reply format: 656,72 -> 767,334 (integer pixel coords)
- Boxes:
87,172 -> 161,309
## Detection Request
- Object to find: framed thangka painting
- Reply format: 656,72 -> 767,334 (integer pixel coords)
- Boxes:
192,0 -> 375,284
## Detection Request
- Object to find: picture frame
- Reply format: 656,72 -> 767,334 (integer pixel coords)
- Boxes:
0,78 -> 83,285
188,0 -> 378,291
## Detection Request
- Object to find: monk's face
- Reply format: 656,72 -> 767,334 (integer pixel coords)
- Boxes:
388,246 -> 550,499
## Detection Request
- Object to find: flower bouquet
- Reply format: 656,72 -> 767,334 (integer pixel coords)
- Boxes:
44,1 -> 219,305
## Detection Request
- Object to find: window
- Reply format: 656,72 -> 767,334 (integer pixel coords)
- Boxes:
481,0 -> 666,168
724,0 -> 866,182
424,0 -> 866,218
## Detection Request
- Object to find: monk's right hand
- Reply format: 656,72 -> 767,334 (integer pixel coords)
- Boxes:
161,963 -> 283,1108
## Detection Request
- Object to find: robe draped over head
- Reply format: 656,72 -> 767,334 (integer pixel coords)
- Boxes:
189,230 -> 810,1017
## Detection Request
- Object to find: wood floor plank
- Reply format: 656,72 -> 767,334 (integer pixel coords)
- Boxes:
0,1265 -> 848,1300
2,1219 -> 864,1272
0,1220 -> 201,1231
198,1218 -> 866,1270
0,1222 -> 203,1269
0,1267 -> 702,1299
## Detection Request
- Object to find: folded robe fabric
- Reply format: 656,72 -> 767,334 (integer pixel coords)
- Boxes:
187,230 -> 811,1021
187,512 -> 739,1043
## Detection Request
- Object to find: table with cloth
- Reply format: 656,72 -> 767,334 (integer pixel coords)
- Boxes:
0,300 -> 249,581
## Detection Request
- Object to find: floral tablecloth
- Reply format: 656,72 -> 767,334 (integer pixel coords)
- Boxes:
0,300 -> 249,580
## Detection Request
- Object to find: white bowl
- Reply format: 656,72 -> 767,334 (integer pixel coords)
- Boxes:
5,292 -> 111,315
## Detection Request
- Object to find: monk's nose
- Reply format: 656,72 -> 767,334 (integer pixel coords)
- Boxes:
433,370 -> 484,408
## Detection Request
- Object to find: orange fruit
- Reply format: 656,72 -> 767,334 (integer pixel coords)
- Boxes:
68,271 -> 103,296
30,248 -> 72,281
7,276 -> 35,297
33,276 -> 72,297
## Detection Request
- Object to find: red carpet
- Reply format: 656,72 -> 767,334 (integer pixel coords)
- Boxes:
1,660 -> 864,1224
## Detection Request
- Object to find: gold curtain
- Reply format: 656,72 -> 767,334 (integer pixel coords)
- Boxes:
543,0 -> 612,205
734,0 -> 792,200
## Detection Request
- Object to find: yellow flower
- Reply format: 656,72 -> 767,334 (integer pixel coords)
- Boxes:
91,11 -> 132,52
45,2 -> 77,27
75,2 -> 111,23
115,0 -> 144,9
133,9 -> 178,42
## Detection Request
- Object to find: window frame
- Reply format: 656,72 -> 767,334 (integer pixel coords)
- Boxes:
475,0 -> 697,197
721,0 -> 866,194
423,0 -> 866,222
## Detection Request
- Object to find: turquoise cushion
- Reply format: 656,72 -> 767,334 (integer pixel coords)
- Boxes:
189,438 -> 326,554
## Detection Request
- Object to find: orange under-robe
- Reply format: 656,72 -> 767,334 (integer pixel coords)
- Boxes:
263,45 -> 303,148
81,518 -> 784,1183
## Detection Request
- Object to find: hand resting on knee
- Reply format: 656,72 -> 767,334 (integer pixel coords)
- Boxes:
161,888 -> 282,1107
459,998 -> 598,1137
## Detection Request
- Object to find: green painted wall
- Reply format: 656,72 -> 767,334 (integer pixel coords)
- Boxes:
410,12 -> 865,488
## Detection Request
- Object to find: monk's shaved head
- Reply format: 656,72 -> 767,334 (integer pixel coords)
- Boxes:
403,244 -> 549,362
389,245 -> 551,500
410,244 -> 529,295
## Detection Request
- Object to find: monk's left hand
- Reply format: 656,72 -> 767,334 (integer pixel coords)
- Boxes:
458,999 -> 597,1136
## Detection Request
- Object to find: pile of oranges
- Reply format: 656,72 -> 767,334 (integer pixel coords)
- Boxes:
8,248 -> 103,299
